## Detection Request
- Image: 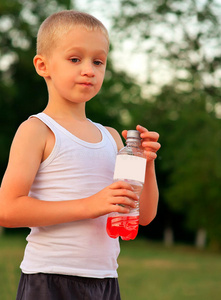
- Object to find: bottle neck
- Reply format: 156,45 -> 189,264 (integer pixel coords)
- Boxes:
126,139 -> 141,148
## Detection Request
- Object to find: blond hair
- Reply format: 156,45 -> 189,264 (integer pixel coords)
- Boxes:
36,10 -> 109,56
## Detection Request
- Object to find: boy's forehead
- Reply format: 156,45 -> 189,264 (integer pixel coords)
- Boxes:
56,26 -> 109,52
65,25 -> 108,40
56,23 -> 106,38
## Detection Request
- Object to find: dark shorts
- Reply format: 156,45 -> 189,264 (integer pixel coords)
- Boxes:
16,272 -> 121,300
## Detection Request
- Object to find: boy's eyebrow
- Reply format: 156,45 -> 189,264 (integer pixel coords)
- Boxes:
65,46 -> 108,56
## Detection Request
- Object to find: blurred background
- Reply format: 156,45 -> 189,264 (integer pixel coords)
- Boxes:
0,0 -> 221,299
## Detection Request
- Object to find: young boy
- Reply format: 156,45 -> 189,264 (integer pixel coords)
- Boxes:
0,10 -> 160,300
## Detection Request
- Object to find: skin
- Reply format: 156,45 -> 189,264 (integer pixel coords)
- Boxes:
0,26 -> 161,228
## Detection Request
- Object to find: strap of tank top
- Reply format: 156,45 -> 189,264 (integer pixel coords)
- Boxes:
29,113 -> 61,169
93,123 -> 118,154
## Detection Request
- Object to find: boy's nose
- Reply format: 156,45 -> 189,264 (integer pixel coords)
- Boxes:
81,62 -> 95,77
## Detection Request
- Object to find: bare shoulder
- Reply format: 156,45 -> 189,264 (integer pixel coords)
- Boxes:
105,126 -> 124,151
1,117 -> 51,197
14,117 -> 51,147
16,117 -> 48,137
10,117 -> 52,163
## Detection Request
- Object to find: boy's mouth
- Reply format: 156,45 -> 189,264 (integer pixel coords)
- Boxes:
78,82 -> 93,87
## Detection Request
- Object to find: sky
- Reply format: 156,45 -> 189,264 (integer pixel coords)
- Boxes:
76,0 -> 119,31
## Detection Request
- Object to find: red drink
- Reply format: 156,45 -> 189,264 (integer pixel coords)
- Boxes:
106,215 -> 139,240
106,130 -> 146,241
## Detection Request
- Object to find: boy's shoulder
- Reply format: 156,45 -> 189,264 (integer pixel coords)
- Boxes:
105,126 -> 124,151
13,115 -> 52,152
6,116 -> 52,171
17,116 -> 49,138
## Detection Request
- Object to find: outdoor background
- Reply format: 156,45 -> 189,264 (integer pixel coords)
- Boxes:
0,0 -> 221,299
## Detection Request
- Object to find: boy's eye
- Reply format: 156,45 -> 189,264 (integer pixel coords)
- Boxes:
94,60 -> 103,66
70,58 -> 80,63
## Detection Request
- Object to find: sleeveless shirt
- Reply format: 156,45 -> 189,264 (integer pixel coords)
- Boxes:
20,113 -> 120,278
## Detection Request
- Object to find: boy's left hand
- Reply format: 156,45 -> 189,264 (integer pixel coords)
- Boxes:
122,125 -> 161,162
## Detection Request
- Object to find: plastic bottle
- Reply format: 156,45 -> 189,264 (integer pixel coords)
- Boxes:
106,130 -> 147,240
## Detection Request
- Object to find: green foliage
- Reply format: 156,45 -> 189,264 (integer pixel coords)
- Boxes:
161,94 -> 221,239
114,0 -> 221,102
113,0 -> 221,245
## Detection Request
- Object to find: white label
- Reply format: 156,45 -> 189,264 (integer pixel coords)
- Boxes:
113,155 -> 147,183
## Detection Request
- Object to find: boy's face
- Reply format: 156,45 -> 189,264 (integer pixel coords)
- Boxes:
44,26 -> 109,105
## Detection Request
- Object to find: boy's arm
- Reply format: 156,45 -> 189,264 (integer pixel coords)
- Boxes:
138,160 -> 159,226
0,119 -> 137,228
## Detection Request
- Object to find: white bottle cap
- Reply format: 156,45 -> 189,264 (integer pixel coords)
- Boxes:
127,130 -> 141,140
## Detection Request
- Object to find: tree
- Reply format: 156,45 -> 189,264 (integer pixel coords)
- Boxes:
113,0 -> 221,105
112,0 -> 221,247
150,86 -> 221,247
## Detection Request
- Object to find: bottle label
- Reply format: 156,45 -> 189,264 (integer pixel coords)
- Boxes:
113,155 -> 146,183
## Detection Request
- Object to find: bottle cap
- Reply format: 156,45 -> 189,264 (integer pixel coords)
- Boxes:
127,130 -> 141,140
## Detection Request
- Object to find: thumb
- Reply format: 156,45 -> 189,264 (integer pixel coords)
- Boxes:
122,130 -> 127,140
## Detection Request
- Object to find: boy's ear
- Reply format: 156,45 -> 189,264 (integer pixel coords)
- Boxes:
33,55 -> 49,78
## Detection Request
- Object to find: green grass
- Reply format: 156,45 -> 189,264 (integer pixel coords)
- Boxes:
0,234 -> 26,300
118,239 -> 221,300
0,234 -> 221,300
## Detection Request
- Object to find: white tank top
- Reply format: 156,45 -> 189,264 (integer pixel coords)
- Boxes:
20,113 -> 120,278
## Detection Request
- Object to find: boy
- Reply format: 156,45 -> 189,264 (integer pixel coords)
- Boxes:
0,10 -> 160,300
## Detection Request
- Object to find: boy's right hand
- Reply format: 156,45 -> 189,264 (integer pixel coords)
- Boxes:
85,181 -> 139,219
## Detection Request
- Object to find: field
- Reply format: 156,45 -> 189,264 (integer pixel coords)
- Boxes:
118,239 -> 221,300
0,233 -> 221,300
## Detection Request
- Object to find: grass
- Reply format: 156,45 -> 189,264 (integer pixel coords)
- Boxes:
0,233 -> 26,300
118,239 -> 221,300
0,233 -> 221,300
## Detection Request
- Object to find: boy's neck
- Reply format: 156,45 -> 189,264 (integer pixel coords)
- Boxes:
43,100 -> 87,122
42,99 -> 102,144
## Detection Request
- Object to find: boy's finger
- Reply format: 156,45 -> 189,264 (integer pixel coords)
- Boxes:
121,130 -> 127,140
141,131 -> 160,141
111,180 -> 134,191
142,141 -> 161,151
136,124 -> 148,134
